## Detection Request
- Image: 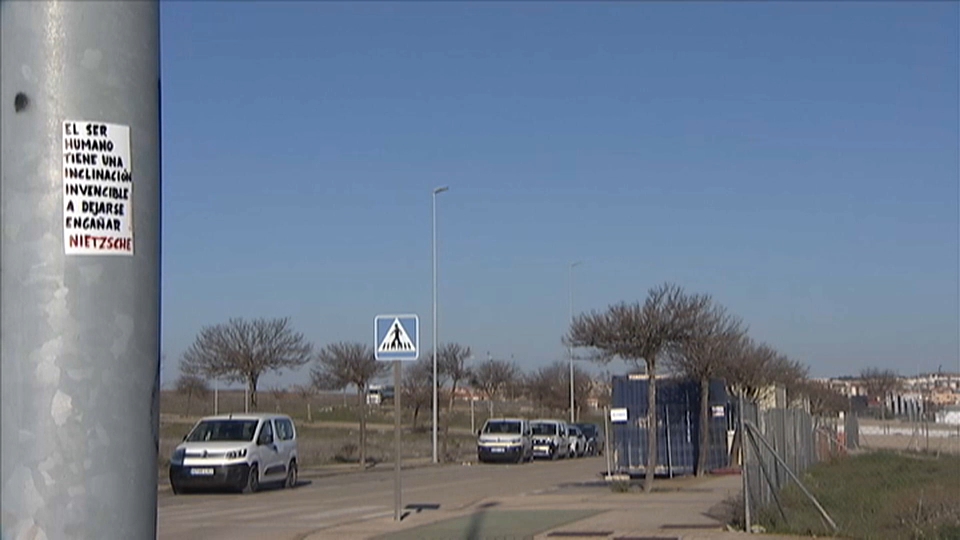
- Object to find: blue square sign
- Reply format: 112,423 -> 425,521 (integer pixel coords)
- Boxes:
374,314 -> 419,361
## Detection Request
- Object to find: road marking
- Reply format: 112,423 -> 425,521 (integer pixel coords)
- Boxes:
290,505 -> 384,521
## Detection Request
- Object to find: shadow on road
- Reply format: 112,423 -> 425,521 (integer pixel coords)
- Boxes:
464,501 -> 500,540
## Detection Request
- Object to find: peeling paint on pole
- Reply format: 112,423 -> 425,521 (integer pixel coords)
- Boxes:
1,1 -> 161,539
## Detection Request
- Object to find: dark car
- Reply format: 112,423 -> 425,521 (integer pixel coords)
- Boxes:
574,423 -> 604,456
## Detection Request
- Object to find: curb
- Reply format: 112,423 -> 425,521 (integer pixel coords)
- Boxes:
158,459 -> 458,492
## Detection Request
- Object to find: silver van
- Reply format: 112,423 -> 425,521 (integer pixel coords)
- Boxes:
169,413 -> 298,494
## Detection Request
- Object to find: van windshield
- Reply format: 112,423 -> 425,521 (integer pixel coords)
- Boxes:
531,423 -> 557,436
185,420 -> 259,442
482,421 -> 521,434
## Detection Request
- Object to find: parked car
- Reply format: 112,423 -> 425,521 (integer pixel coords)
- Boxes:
169,413 -> 298,494
476,418 -> 532,463
530,419 -> 569,459
567,424 -> 587,457
575,422 -> 604,456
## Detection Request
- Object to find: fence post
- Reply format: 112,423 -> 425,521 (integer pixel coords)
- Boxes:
746,421 -> 839,534
739,394 -> 752,533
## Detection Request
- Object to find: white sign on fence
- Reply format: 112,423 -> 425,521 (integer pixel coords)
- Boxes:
610,408 -> 628,423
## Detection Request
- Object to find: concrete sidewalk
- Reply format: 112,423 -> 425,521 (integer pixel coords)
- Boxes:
304,473 -> 823,539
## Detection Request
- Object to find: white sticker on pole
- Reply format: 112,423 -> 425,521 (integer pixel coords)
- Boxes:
610,408 -> 628,423
62,120 -> 134,255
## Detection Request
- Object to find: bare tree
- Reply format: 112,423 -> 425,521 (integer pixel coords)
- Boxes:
666,299 -> 747,476
469,358 -> 520,414
859,367 -> 901,420
175,373 -> 210,417
180,317 -> 312,410
769,354 -> 809,406
592,370 -> 613,410
721,339 -> 779,402
567,283 -> 706,492
292,384 -> 316,422
437,343 -> 472,461
504,369 -> 529,402
269,386 -> 287,412
801,380 -> 849,416
526,361 -> 593,415
401,357 -> 433,430
311,342 -> 388,469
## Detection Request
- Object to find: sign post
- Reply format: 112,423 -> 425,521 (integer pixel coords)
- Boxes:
375,314 -> 420,522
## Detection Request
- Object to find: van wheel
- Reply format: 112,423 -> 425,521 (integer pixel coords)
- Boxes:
285,460 -> 298,489
243,464 -> 260,494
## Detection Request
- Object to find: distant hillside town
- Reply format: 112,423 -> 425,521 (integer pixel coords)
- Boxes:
818,370 -> 960,425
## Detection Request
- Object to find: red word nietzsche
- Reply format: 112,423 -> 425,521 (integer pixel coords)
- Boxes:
68,234 -> 133,252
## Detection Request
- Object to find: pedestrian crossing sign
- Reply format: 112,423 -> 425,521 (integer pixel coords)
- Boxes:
374,314 -> 419,361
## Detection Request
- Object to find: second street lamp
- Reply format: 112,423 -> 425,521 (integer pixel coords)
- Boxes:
431,185 -> 449,464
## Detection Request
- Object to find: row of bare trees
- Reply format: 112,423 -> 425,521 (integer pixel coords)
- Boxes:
171,298 -> 892,477
172,316 -> 613,467
566,282 -> 850,492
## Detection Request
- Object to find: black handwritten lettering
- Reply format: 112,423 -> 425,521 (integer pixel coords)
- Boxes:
65,216 -> 121,231
64,138 -> 114,153
64,167 -> 131,182
101,154 -> 124,168
64,152 -> 98,166
81,200 -> 124,216
65,183 -> 129,200
85,124 -> 107,137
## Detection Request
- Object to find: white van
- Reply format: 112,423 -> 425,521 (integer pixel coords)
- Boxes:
168,413 -> 298,494
530,419 -> 570,460
476,418 -> 532,463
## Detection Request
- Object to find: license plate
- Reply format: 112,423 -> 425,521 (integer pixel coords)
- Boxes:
190,468 -> 214,476
492,448 -> 505,453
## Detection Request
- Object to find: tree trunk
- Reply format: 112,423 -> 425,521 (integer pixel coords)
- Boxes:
442,382 -> 457,461
412,404 -> 420,429
697,376 -> 710,477
248,376 -> 259,410
644,360 -> 657,493
185,392 -> 193,417
358,386 -> 367,470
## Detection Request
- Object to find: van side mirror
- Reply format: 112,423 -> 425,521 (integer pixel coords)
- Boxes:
258,433 -> 273,446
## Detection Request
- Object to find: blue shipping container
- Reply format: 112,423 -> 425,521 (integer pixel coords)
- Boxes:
611,374 -> 730,476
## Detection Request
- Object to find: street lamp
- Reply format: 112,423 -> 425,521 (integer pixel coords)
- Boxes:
432,185 -> 449,464
569,261 -> 583,424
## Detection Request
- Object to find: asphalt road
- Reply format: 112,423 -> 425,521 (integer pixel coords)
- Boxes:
158,455 -> 608,540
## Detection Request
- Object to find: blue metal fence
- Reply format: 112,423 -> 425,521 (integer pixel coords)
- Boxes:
611,374 -> 730,476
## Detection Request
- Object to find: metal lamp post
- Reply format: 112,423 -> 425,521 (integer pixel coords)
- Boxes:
569,261 -> 583,424
1,2 -> 161,537
432,185 -> 449,464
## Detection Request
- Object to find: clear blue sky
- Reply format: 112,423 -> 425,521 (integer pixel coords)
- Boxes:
159,2 -> 959,388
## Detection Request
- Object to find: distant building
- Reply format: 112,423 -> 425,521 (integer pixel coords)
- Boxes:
935,405 -> 960,425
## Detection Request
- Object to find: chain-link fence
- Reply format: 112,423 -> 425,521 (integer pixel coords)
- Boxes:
738,399 -> 858,534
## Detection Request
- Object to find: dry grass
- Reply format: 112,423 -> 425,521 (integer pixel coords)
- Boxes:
756,450 -> 960,539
